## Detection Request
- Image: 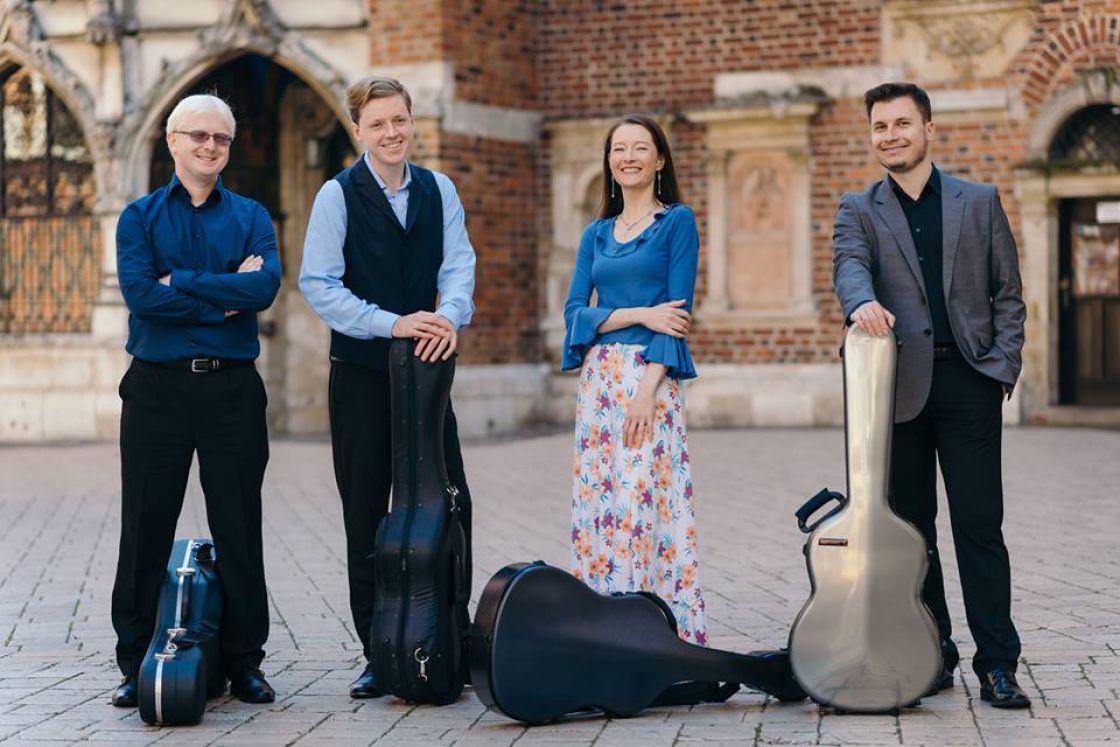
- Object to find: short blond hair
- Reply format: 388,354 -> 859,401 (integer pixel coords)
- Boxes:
165,94 -> 236,137
346,77 -> 412,123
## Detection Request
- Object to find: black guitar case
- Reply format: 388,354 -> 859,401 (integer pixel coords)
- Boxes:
370,340 -> 470,704
471,562 -> 807,724
137,538 -> 224,725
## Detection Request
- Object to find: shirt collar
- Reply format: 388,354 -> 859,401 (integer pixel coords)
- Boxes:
364,153 -> 411,194
889,164 -> 940,202
168,173 -> 224,207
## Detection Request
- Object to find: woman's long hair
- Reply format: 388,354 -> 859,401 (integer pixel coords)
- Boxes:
598,114 -> 682,219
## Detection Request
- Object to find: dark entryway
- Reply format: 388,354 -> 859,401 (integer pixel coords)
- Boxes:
1058,196 -> 1120,405
149,53 -> 357,433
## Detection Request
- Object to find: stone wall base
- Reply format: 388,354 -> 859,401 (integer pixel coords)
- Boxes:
0,353 -> 1033,443
0,341 -> 129,442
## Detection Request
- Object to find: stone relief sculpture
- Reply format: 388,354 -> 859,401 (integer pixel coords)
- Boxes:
727,152 -> 792,310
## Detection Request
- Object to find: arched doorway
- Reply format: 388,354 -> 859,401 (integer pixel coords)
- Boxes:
0,64 -> 99,334
148,53 -> 356,433
1051,104 -> 1120,405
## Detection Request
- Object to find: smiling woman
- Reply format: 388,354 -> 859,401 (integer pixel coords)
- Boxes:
562,114 -> 706,645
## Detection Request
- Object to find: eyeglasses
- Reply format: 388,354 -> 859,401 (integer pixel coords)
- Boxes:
174,130 -> 234,147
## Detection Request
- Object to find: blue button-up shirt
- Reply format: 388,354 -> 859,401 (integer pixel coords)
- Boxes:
116,175 -> 281,362
299,155 -> 476,339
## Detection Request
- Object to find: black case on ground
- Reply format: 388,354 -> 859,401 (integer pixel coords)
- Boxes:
470,562 -> 807,725
370,340 -> 470,704
137,538 -> 224,726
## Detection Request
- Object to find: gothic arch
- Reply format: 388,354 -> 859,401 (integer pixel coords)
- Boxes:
0,44 -> 109,195
119,41 -> 352,201
1027,72 -> 1120,162
1021,15 -> 1120,109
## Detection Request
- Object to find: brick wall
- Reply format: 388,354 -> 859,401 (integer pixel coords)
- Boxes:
536,0 -> 883,366
368,0 -> 446,63
443,0 -> 538,108
369,0 -> 1120,370
536,0 -> 881,116
441,135 -> 541,364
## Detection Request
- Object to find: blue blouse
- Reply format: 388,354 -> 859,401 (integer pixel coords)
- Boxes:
562,203 -> 699,379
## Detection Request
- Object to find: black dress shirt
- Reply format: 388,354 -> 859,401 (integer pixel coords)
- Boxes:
890,167 -> 953,344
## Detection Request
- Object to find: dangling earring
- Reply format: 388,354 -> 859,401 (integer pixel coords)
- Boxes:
610,178 -> 616,200
656,170 -> 662,198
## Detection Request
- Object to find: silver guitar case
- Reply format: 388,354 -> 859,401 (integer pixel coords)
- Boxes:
788,326 -> 941,712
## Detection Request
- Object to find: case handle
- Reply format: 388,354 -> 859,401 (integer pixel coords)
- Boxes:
795,488 -> 847,534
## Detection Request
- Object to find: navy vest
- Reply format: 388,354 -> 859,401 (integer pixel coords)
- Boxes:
331,161 -> 444,371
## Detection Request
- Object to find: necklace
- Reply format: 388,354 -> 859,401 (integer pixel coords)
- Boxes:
617,206 -> 655,236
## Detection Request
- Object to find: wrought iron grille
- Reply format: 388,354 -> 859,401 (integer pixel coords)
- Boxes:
0,66 -> 98,333
1049,104 -> 1120,165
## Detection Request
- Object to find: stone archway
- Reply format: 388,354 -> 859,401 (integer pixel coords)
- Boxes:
0,62 -> 100,335
144,52 -> 356,434
1016,72 -> 1120,424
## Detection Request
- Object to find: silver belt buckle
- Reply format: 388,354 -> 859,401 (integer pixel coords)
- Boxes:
189,358 -> 211,373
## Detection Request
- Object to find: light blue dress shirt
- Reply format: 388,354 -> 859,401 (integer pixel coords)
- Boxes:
299,154 -> 477,339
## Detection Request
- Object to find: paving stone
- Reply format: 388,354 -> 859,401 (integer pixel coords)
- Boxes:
0,428 -> 1117,744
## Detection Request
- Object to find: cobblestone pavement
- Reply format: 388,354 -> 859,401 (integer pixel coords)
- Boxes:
1,426 -> 1118,746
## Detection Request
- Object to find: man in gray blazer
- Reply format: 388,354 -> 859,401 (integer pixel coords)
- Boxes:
833,82 -> 1029,708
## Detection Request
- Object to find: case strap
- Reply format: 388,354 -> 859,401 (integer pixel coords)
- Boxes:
795,488 -> 847,534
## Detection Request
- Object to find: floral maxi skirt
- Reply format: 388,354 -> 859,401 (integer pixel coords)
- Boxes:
570,342 -> 707,645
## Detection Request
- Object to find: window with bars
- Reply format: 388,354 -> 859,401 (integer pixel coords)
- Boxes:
1049,103 -> 1120,166
0,66 -> 100,334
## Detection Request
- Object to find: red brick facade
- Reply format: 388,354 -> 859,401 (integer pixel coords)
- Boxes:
368,0 -> 1120,371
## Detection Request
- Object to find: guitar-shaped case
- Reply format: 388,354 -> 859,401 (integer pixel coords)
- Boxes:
370,340 -> 470,704
788,326 -> 941,711
471,562 -> 807,724
137,538 -> 224,725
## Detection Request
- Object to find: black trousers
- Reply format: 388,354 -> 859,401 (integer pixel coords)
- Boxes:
889,356 -> 1021,677
111,360 -> 270,678
328,359 -> 473,662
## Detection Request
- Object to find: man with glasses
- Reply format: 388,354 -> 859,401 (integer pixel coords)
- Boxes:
110,94 -> 280,707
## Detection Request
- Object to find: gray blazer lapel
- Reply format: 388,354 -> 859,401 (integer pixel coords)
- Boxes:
872,177 -> 927,299
940,174 -> 967,296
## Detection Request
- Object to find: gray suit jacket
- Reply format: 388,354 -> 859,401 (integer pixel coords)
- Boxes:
833,171 -> 1026,423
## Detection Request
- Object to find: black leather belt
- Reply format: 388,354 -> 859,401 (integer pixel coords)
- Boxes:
932,343 -> 960,360
140,357 -> 254,373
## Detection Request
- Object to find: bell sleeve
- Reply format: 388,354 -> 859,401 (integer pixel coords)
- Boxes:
562,226 -> 613,371
641,209 -> 699,380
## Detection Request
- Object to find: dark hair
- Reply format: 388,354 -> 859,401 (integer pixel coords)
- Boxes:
863,82 -> 932,123
598,114 -> 681,219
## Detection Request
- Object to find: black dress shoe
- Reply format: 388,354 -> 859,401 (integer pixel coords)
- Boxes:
979,667 -> 1031,709
110,676 -> 138,707
350,662 -> 383,699
229,668 -> 275,704
924,665 -> 954,697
